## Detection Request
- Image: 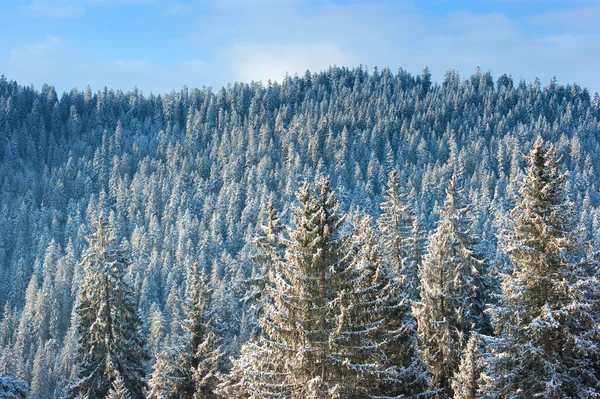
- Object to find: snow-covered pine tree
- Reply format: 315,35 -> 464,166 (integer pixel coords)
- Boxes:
244,194 -> 285,339
229,177 -> 351,398
413,176 -> 489,396
405,216 -> 427,301
222,195 -> 287,396
148,264 -> 221,399
332,213 -> 430,397
481,137 -> 600,397
70,218 -> 149,399
190,268 -> 222,399
147,303 -> 165,364
451,334 -> 482,399
217,337 -> 270,398
227,177 -> 429,398
0,376 -> 29,399
378,170 -> 417,298
107,375 -> 132,399
192,330 -> 222,399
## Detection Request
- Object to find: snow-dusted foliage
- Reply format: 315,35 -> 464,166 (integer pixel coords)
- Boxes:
1,68 -> 600,397
230,177 -> 351,397
413,176 -> 489,396
244,195 -> 286,340
148,264 -> 221,399
451,334 -> 482,399
69,218 -> 149,399
338,213 -> 430,397
226,178 -> 429,398
107,375 -> 132,399
481,137 -> 600,397
0,377 -> 29,399
378,170 -> 420,299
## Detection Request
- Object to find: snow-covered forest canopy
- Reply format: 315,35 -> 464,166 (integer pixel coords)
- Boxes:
1,66 -> 600,398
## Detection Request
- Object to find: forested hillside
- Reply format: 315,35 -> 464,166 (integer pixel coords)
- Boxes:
1,66 -> 600,398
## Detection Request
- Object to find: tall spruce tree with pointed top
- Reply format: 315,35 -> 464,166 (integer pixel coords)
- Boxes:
70,218 -> 149,399
413,176 -> 489,396
481,137 -> 600,397
378,170 -> 417,297
148,263 -> 221,399
226,178 -> 430,398
263,177 -> 351,398
333,213 -> 430,397
244,195 -> 286,339
225,177 -> 352,398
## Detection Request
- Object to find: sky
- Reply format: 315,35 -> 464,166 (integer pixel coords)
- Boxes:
0,0 -> 599,95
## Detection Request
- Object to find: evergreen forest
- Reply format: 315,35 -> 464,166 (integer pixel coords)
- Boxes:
1,66 -> 600,398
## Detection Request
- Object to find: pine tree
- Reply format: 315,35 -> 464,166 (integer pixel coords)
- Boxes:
378,170 -> 416,297
107,375 -> 132,399
481,137 -> 600,397
451,334 -> 482,399
148,264 -> 221,399
404,216 -> 427,300
413,176 -> 489,396
333,213 -> 430,397
70,218 -> 149,399
228,177 -> 429,398
228,177 -> 350,398
147,303 -> 165,363
244,195 -> 285,339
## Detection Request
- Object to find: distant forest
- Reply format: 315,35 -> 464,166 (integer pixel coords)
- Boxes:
1,66 -> 600,398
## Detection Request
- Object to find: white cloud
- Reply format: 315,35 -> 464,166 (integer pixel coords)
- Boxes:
528,5 -> 600,32
226,42 -> 359,84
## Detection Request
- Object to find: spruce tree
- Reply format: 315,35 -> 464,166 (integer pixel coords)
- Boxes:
148,264 -> 221,399
228,178 -> 430,398
333,213 -> 430,397
244,195 -> 285,339
228,177 -> 350,398
413,176 -> 489,396
70,218 -> 149,399
107,375 -> 132,399
481,137 -> 600,397
451,334 -> 482,399
378,170 -> 417,297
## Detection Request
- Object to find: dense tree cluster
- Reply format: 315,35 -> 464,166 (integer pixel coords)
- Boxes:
0,66 -> 600,397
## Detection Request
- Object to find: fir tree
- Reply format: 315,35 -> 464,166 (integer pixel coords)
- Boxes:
243,195 -> 285,339
70,218 -> 149,399
404,216 -> 427,301
481,137 -> 600,397
451,334 -> 482,399
228,177 -> 350,398
148,264 -> 221,399
334,213 -> 430,397
107,375 -> 132,399
378,170 -> 416,297
228,178 -> 430,398
413,176 -> 489,396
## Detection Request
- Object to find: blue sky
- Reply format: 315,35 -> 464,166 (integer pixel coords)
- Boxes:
1,0 -> 598,94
